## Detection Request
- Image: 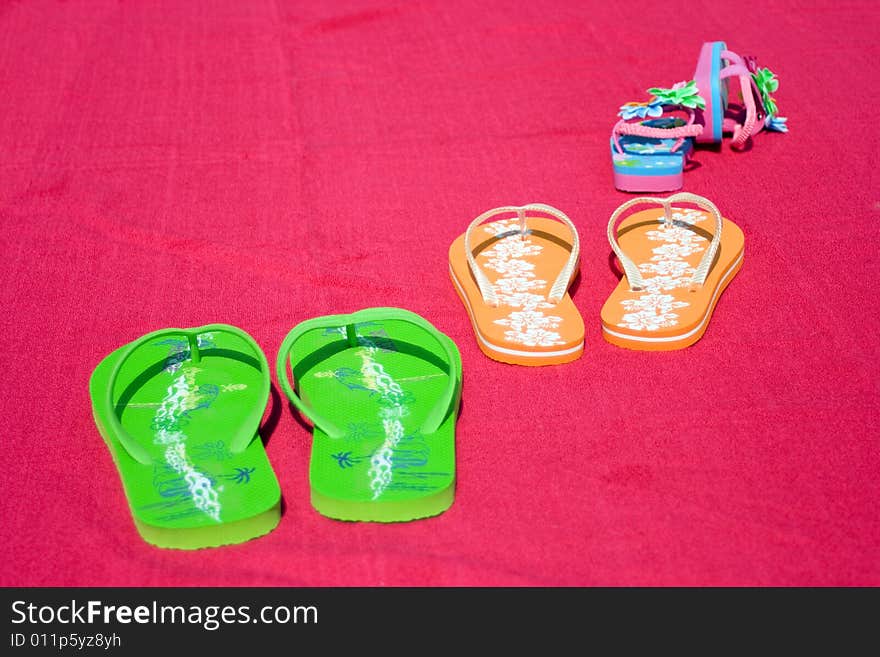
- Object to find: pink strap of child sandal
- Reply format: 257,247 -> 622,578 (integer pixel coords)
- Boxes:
693,41 -> 787,147
719,50 -> 765,149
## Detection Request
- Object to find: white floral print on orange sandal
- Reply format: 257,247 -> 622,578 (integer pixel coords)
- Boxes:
449,204 -> 584,366
601,193 -> 744,351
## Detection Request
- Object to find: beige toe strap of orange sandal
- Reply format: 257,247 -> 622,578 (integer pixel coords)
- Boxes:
607,192 -> 723,291
464,203 -> 580,307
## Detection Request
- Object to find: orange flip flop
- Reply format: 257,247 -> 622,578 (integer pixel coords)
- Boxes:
601,193 -> 744,351
449,204 -> 584,366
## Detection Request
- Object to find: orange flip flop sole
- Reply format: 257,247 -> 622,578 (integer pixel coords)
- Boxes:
600,207 -> 744,351
450,216 -> 584,366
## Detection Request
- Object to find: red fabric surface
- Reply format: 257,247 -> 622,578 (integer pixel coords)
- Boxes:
1,0 -> 877,586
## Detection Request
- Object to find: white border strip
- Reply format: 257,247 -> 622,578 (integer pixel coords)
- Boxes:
602,250 -> 744,343
449,264 -> 583,359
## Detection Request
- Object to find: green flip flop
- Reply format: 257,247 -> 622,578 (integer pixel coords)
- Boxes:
89,324 -> 281,549
277,308 -> 462,522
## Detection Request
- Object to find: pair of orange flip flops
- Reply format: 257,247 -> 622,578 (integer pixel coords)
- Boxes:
449,193 -> 744,364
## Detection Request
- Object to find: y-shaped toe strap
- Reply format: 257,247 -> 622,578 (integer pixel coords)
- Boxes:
464,204 -> 580,307
607,192 -> 723,292
276,308 -> 459,439
104,324 -> 270,465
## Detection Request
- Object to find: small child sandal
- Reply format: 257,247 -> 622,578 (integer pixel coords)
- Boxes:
610,81 -> 706,192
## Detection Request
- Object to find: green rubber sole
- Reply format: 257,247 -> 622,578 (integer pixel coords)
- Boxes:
90,325 -> 281,549
278,309 -> 461,523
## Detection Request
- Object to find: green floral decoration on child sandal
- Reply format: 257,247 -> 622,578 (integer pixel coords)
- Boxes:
752,67 -> 780,116
646,80 -> 706,110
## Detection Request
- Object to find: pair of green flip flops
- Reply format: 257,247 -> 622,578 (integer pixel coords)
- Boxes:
89,308 -> 462,549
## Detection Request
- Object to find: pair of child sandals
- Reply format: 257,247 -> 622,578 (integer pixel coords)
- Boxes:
450,193 -> 743,360
90,309 -> 460,549
612,41 -> 787,192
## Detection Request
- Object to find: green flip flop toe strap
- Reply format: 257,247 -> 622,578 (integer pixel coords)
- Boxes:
276,308 -> 459,438
103,324 -> 270,465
